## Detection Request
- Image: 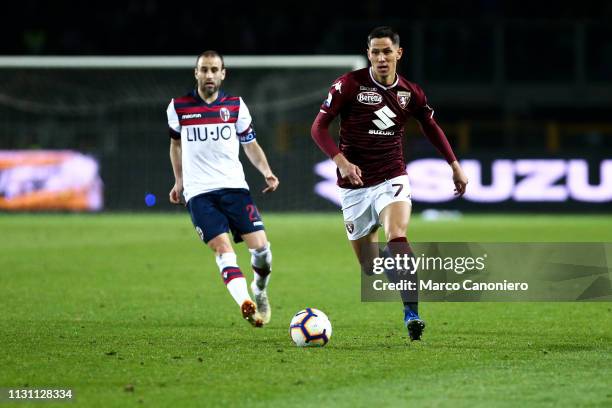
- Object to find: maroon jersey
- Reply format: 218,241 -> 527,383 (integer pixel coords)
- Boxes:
319,67 -> 437,188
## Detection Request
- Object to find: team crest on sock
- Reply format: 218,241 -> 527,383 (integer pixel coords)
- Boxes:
221,267 -> 243,284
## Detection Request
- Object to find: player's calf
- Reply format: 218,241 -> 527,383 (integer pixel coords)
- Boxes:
250,242 -> 272,290
249,243 -> 272,323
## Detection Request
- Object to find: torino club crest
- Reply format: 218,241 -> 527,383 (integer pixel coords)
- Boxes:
219,107 -> 231,122
397,91 -> 411,109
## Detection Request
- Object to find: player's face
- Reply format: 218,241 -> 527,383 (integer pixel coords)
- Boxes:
195,56 -> 226,97
367,37 -> 403,84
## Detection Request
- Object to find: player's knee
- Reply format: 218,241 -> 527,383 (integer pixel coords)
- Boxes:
213,245 -> 233,256
208,236 -> 233,255
248,233 -> 268,249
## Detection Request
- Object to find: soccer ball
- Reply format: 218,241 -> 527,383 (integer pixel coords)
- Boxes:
289,308 -> 332,347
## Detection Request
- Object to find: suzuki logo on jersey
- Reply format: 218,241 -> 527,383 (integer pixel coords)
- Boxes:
397,91 -> 411,109
357,92 -> 382,105
369,129 -> 395,135
372,106 -> 397,130
219,107 -> 230,122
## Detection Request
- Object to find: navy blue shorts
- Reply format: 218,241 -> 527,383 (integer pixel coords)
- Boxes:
187,188 -> 265,244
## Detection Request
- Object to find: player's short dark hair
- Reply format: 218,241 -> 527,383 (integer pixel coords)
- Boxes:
367,26 -> 400,47
195,50 -> 225,69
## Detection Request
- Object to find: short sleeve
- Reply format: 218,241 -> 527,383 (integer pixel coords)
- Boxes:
236,97 -> 256,144
236,97 -> 253,134
166,99 -> 181,139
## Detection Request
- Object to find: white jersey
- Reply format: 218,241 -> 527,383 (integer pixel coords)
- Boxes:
166,90 -> 257,202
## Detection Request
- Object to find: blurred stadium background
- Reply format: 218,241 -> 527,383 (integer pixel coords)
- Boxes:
0,1 -> 611,212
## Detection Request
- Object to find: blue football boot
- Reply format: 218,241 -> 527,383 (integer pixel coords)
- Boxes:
404,308 -> 425,341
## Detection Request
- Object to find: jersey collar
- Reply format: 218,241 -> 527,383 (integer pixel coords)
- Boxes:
191,89 -> 225,106
369,67 -> 399,90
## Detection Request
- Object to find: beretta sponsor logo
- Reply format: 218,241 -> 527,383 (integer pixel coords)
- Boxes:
357,92 -> 382,105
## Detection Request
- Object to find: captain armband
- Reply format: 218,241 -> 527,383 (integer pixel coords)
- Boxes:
239,127 -> 257,144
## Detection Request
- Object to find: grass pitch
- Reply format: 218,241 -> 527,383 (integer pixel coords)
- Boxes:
0,213 -> 611,407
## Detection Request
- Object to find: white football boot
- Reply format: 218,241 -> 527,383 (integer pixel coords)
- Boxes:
250,280 -> 271,325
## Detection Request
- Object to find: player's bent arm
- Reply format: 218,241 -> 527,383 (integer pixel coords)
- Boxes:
332,153 -> 363,186
311,111 -> 341,158
241,140 -> 279,193
169,138 -> 184,203
311,111 -> 363,186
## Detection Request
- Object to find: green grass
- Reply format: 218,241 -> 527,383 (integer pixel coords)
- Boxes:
0,213 -> 611,407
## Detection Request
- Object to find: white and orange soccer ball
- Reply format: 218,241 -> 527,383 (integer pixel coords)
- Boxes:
289,308 -> 332,347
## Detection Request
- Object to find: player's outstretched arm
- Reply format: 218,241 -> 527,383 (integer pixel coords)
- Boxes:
169,138 -> 184,204
242,140 -> 279,193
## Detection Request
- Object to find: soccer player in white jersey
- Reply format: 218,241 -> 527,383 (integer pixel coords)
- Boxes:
167,50 -> 279,327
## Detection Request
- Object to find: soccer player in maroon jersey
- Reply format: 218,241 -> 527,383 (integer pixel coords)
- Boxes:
311,26 -> 468,340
